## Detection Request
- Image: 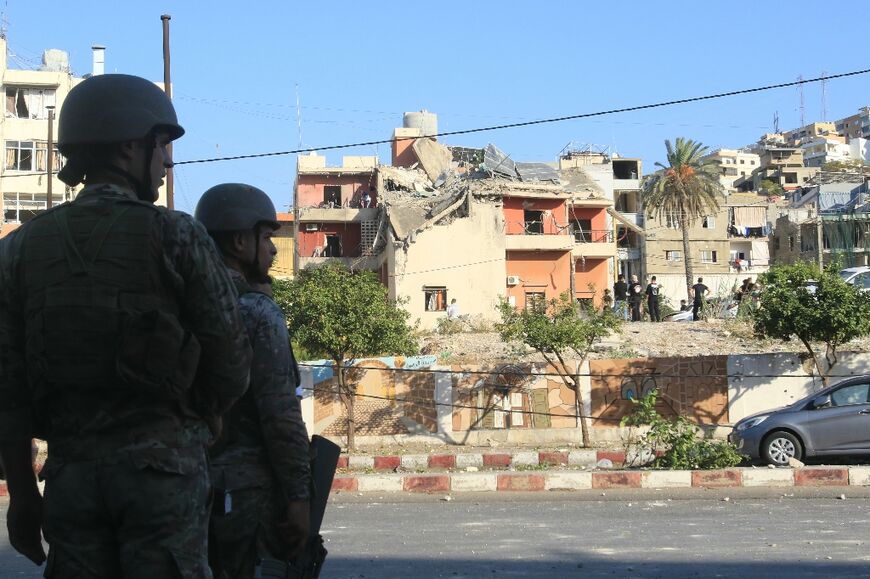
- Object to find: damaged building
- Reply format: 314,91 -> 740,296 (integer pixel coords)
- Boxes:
293,112 -> 624,329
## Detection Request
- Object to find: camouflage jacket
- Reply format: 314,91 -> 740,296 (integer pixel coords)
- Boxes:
209,271 -> 311,501
0,183 -> 252,455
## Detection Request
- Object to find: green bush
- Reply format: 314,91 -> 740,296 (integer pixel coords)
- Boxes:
620,391 -> 745,469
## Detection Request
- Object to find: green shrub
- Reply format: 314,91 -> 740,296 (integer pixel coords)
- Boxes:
620,391 -> 745,469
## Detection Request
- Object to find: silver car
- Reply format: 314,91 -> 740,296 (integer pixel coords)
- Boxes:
729,376 -> 870,466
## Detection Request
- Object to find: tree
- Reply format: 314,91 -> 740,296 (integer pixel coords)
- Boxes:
758,179 -> 784,198
642,138 -> 724,301
497,294 -> 620,446
277,263 -> 418,449
754,261 -> 870,387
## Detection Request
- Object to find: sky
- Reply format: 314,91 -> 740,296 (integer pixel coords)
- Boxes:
5,1 -> 870,214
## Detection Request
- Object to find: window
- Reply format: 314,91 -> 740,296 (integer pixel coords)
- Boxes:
665,212 -> 681,229
424,287 -> 447,312
3,191 -> 45,223
702,216 -> 716,229
739,159 -> 745,164
750,160 -> 756,165
524,210 -> 544,234
5,140 -> 61,172
323,234 -> 342,257
5,87 -> 56,119
773,236 -> 780,250
700,250 -> 718,263
665,250 -> 682,262
323,185 -> 341,207
789,236 -> 795,250
524,291 -> 546,312
573,218 -> 592,242
831,383 -> 869,406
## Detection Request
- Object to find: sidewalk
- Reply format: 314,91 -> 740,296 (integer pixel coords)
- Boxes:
332,447 -> 870,493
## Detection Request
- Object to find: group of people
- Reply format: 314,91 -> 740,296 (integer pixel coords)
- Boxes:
0,74 -> 311,578
607,275 -> 711,322
609,274 -> 665,322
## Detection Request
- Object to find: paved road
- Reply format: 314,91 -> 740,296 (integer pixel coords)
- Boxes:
2,489 -> 870,578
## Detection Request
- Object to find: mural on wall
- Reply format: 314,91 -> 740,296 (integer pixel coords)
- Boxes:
589,356 -> 729,428
304,355 -> 439,437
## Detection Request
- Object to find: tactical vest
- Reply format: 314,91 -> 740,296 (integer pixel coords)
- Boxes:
20,192 -> 201,417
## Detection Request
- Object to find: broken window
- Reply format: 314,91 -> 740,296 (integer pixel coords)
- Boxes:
424,287 -> 447,312
323,185 -> 341,207
323,234 -> 342,257
2,191 -> 44,223
5,87 -> 57,119
612,160 -> 639,180
573,219 -> 592,242
524,210 -> 544,234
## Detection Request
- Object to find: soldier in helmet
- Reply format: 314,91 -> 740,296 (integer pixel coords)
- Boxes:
0,74 -> 252,577
195,184 -> 312,578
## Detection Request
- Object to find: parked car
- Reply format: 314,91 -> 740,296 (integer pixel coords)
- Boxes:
729,375 -> 870,466
840,266 -> 870,291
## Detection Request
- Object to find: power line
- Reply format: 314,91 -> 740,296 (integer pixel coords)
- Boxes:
174,68 -> 870,167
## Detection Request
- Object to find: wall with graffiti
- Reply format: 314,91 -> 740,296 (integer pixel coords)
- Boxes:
589,356 -> 729,428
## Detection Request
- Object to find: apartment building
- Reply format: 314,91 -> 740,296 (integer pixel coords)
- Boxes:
752,141 -> 818,191
1,40 -> 173,226
294,114 -> 620,328
1,37 -> 77,225
834,107 -> 870,141
703,148 -> 759,193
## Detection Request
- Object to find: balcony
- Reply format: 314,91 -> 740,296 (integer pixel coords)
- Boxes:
613,177 -> 640,190
505,232 -> 574,251
297,206 -> 378,223
618,212 -> 644,227
571,230 -> 616,258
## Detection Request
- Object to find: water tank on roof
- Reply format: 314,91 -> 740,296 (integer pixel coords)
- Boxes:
403,110 -> 438,139
41,49 -> 70,73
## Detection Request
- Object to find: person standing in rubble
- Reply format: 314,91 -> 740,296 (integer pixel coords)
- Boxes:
0,74 -> 251,577
196,184 -> 312,579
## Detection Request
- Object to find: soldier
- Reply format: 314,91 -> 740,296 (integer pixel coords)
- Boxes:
0,74 -> 252,577
195,184 -> 312,578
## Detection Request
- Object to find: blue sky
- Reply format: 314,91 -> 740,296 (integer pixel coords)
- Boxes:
6,1 -> 870,213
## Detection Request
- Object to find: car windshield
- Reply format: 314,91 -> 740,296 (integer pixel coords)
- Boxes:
840,270 -> 857,281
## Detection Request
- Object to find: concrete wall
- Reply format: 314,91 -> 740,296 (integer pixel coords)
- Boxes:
388,200 -> 505,330
297,351 -> 870,447
574,257 -> 609,303
503,196 -> 566,234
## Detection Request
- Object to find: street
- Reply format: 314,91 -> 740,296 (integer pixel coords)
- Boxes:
2,489 -> 870,578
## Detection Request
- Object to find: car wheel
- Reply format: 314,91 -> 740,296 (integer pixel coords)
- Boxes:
762,431 -> 803,466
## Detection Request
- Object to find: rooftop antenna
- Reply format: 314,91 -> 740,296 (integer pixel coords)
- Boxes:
774,111 -> 780,134
798,74 -> 805,128
1,1 -> 8,40
821,70 -> 828,121
295,83 -> 303,150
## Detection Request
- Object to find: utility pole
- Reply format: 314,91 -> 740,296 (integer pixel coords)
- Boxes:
798,75 -> 806,128
821,70 -> 828,122
46,106 -> 55,209
161,14 -> 174,209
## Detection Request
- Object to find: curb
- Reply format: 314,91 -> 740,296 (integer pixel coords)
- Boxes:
332,466 -> 870,493
338,449 -> 614,471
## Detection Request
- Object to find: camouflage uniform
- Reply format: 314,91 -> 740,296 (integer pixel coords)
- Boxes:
0,183 -> 252,578
209,272 -> 311,579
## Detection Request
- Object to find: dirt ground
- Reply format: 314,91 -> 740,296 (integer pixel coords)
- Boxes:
419,318 -> 870,365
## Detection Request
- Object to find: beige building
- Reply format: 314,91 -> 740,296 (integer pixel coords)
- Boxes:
783,121 -> 837,146
1,41 -> 171,226
643,195 -> 732,302
1,38 -> 78,224
834,107 -> 870,141
703,148 -> 759,193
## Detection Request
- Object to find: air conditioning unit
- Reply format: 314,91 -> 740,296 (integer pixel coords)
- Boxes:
506,275 -> 520,286
305,223 -> 320,232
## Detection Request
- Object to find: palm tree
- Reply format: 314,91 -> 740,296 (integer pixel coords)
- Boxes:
642,138 -> 723,302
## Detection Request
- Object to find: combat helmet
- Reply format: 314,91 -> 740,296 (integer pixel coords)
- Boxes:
58,74 -> 184,151
195,183 -> 279,233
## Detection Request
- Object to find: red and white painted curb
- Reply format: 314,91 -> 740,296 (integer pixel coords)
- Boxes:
332,466 -> 870,493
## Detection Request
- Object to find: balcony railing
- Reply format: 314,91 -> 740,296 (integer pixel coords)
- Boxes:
573,230 -> 614,243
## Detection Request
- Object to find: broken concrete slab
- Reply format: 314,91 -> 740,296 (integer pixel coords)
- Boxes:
388,205 -> 429,241
516,162 -> 560,183
412,138 -> 453,183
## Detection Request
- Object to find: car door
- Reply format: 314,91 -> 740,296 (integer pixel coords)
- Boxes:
802,382 -> 870,452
